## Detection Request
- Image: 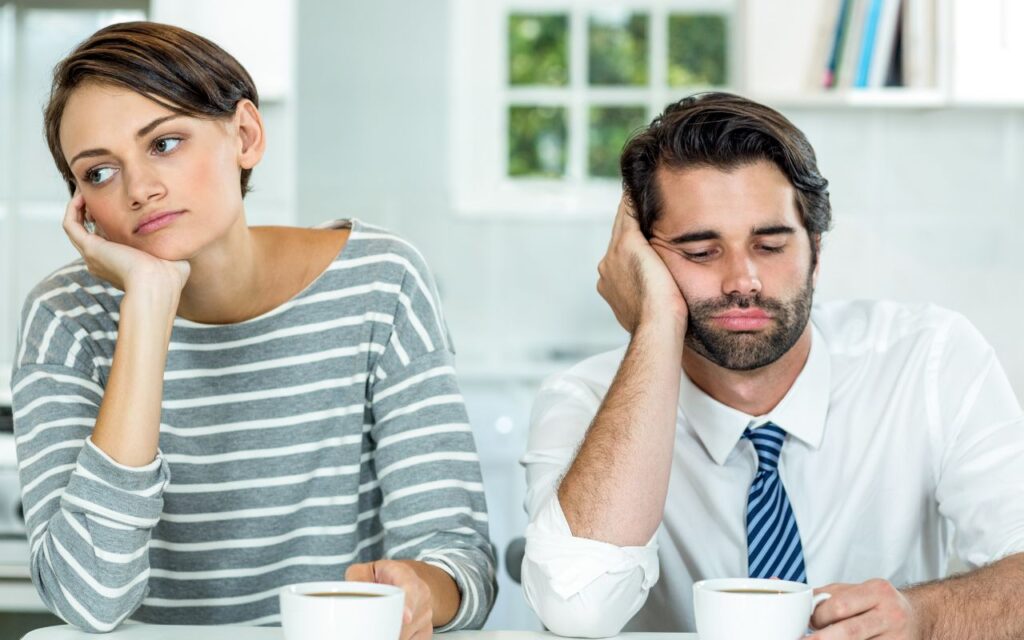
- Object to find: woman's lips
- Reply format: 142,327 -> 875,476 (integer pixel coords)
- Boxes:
711,310 -> 773,331
134,210 -> 184,235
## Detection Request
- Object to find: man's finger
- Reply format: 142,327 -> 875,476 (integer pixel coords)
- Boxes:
807,609 -> 887,640
811,582 -> 885,629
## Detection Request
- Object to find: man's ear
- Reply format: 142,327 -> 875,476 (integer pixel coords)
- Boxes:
811,233 -> 823,286
234,99 -> 265,170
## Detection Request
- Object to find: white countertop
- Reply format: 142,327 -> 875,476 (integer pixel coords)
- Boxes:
23,625 -> 697,639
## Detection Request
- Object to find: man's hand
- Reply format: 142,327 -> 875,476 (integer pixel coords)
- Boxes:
346,560 -> 434,640
597,194 -> 687,335
809,579 -> 921,639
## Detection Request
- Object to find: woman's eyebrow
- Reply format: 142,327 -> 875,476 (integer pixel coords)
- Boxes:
136,114 -> 179,138
68,115 -> 181,168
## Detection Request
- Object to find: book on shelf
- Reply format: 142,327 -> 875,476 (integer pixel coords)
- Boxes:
822,0 -> 936,90
868,0 -> 904,86
823,0 -> 853,88
902,0 -> 936,89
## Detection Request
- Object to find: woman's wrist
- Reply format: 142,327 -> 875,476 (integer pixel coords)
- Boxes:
122,271 -> 183,320
397,559 -> 461,628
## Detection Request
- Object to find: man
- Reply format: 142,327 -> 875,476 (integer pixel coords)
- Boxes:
520,92 -> 1024,638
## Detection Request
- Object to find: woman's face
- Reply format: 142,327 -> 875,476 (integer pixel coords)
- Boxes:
59,82 -> 259,261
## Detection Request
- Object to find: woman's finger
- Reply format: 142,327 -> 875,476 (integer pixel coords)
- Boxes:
62,191 -> 89,253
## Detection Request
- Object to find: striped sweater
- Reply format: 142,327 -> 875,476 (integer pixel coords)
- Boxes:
11,219 -> 496,632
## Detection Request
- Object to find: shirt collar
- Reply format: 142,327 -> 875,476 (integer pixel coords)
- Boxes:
679,324 -> 831,466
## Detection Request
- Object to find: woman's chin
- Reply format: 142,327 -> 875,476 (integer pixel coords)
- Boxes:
133,239 -> 195,263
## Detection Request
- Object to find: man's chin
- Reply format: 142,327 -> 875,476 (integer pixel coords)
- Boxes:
685,332 -> 788,371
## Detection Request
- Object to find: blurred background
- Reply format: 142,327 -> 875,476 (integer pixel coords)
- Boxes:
0,0 -> 1021,635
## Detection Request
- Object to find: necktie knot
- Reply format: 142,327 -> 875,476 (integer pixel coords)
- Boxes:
743,422 -> 786,473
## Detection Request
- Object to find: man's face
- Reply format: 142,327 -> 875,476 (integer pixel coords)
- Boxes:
649,160 -> 819,371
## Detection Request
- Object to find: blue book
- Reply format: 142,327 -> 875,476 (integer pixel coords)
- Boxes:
824,0 -> 852,88
854,0 -> 884,87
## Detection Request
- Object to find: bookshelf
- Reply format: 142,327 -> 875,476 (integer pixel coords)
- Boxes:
740,0 -> 1024,109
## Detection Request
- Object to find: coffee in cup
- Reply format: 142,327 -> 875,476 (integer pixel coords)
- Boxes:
279,581 -> 404,640
693,578 -> 831,640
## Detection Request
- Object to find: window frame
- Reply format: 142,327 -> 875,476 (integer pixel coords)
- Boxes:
449,0 -> 738,218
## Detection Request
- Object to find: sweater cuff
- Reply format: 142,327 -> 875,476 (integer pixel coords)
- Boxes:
60,437 -> 170,528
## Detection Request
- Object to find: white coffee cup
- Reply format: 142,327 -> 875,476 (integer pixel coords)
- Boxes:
693,578 -> 831,640
279,581 -> 405,640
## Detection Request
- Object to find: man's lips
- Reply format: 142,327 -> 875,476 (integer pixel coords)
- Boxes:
134,210 -> 185,235
710,309 -> 773,331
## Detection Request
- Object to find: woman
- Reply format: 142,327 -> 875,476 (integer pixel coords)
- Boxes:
12,21 -> 495,635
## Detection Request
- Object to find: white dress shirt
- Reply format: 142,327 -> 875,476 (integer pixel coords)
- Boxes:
520,300 -> 1024,637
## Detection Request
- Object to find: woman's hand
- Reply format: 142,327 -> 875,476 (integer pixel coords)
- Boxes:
62,190 -> 190,298
346,560 -> 435,640
597,194 -> 688,335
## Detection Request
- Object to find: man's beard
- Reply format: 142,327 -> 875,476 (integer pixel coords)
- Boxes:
684,272 -> 814,371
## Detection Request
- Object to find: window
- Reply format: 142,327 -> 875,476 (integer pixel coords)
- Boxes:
451,0 -> 736,217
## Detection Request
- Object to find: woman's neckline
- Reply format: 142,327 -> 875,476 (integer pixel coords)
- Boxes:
171,218 -> 358,330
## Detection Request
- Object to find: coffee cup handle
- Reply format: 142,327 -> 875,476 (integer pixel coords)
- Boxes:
810,592 -> 831,616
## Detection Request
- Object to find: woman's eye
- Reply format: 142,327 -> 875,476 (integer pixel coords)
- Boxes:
85,167 -> 116,185
153,137 -> 182,154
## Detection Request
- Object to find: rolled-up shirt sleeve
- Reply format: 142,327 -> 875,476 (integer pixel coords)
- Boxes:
520,373 -> 660,638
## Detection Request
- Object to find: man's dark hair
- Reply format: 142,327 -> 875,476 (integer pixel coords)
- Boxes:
620,92 -> 831,260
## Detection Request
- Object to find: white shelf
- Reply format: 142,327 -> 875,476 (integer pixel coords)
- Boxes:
756,89 -> 948,109
753,89 -> 1024,110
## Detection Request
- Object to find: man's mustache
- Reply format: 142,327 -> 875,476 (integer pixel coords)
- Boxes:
688,293 -> 786,317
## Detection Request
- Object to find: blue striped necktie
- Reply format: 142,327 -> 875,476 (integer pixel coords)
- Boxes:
743,423 -> 806,583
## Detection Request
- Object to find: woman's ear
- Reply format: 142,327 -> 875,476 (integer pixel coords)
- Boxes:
234,99 -> 265,170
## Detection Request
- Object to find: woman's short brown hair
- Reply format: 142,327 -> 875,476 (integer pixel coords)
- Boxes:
44,21 -> 259,196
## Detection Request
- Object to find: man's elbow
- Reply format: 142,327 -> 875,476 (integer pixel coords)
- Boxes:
521,560 -> 646,638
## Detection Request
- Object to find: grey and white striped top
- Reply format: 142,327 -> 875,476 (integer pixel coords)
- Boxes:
11,219 -> 496,632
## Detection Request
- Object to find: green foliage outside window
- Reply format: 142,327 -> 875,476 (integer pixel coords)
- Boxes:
589,11 -> 649,85
668,14 -> 728,87
508,106 -> 568,177
589,106 -> 647,178
508,14 -> 569,86
505,9 -> 730,180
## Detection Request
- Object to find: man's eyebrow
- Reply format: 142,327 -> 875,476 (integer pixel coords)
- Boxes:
668,230 -> 721,244
663,224 -> 796,244
752,225 -> 797,236
68,115 -> 180,168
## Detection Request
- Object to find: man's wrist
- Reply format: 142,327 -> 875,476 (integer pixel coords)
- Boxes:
903,583 -> 942,640
633,311 -> 685,350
